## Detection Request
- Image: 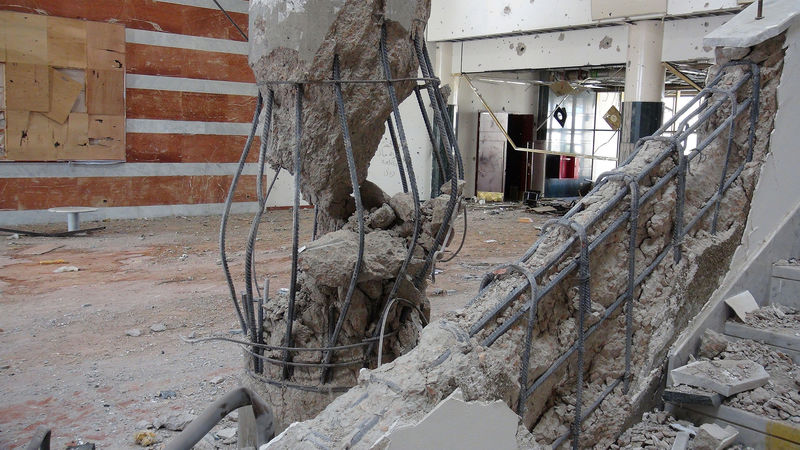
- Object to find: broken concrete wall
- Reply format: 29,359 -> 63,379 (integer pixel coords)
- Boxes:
249,0 -> 431,230
262,34 -> 784,448
244,0 -> 454,432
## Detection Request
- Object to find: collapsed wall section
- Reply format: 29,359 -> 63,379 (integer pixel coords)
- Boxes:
242,0 -> 460,432
248,0 -> 430,230
262,35 -> 784,448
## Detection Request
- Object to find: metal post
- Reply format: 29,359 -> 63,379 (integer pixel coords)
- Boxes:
67,212 -> 79,232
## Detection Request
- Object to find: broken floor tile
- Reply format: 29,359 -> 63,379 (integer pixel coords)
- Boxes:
670,359 -> 769,397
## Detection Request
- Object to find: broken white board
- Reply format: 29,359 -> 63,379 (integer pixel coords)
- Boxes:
724,290 -> 759,322
378,389 -> 519,450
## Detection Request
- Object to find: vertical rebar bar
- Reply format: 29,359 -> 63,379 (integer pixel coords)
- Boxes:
387,118 -> 409,194
220,93 -> 263,334
711,95 -> 739,234
367,22 -> 424,366
672,149 -> 687,264
320,54 -> 367,383
282,84 -> 303,380
414,86 -> 447,183
624,180 -> 639,394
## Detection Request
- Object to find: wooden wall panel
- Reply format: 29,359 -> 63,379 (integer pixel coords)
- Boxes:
0,175 -> 258,210
125,134 -> 261,163
5,112 -> 65,161
86,21 -> 125,71
46,17 -> 86,68
44,68 -> 83,124
5,12 -> 47,64
66,112 -> 89,148
5,110 -> 29,150
5,63 -> 49,111
0,1 -> 249,41
0,13 -> 7,61
126,44 -> 254,83
86,69 -> 125,115
126,90 -> 256,122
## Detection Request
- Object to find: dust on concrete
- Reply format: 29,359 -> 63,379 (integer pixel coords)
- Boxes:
0,205 -> 548,448
263,34 -> 786,448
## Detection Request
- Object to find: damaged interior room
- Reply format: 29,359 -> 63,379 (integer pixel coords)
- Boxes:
3,0 -> 800,448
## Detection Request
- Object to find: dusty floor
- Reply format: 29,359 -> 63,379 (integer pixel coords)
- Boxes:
0,203 -> 549,449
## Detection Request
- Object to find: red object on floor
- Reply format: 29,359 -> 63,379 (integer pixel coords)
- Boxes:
559,156 -> 579,179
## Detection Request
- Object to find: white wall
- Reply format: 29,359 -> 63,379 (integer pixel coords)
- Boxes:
367,95 -> 434,200
448,15 -> 730,74
428,0 -> 741,41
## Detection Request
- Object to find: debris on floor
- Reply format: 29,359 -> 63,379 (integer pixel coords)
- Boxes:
693,423 -> 739,450
670,359 -> 770,396
133,430 -> 159,447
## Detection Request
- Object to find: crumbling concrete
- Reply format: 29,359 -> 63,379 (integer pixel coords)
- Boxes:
259,33 -> 785,448
693,423 -> 739,450
243,0 -> 445,432
248,0 -> 431,230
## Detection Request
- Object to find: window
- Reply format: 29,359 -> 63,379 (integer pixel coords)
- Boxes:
546,89 -> 621,180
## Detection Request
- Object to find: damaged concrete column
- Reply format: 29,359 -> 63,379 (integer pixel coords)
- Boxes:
241,0 -> 465,434
248,0 -> 430,232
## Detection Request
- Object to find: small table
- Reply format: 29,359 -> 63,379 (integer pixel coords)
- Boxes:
48,207 -> 98,232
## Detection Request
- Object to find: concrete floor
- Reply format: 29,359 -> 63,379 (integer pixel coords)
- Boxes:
0,203 -> 550,448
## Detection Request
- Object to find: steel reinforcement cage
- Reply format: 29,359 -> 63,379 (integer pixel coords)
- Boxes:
467,60 -> 760,449
209,22 -> 466,393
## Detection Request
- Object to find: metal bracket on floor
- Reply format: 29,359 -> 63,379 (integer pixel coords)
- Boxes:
165,387 -> 274,450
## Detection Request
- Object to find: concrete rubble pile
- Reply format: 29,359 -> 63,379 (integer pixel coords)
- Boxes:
260,33 -> 786,448
245,0 -> 461,430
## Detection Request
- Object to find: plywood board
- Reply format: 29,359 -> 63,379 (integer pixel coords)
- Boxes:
86,21 -> 125,71
0,13 -> 7,62
0,63 -> 5,108
5,63 -> 49,112
88,114 -> 124,140
5,112 -> 64,161
60,143 -> 124,161
65,112 -> 89,149
60,69 -> 87,113
4,12 -> 47,64
47,17 -> 87,69
5,110 -> 29,151
45,68 -> 83,124
86,69 -> 124,115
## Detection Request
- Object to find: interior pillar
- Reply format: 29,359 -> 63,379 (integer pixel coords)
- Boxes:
619,20 -> 665,162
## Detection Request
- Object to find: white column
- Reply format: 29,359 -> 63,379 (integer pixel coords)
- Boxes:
620,20 -> 665,162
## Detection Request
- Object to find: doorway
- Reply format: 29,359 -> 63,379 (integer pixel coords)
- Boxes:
475,112 -> 536,202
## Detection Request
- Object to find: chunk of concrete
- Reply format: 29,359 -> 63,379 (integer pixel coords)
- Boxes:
698,329 -> 728,359
378,389 -> 518,450
692,423 -> 738,450
663,384 -> 724,407
724,290 -> 759,322
670,359 -> 769,397
368,204 -> 397,230
671,431 -> 690,450
389,192 -> 416,223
